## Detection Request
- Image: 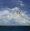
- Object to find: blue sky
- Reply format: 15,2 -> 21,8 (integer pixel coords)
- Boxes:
0,0 -> 30,13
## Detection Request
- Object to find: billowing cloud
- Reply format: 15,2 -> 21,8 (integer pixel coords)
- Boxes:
0,7 -> 30,26
0,0 -> 30,26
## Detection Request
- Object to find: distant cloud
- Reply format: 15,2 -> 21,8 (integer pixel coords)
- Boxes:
16,0 -> 24,7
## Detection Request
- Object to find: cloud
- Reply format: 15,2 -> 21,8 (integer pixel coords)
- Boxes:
16,0 -> 24,7
0,0 -> 30,26
0,10 -> 9,16
0,7 -> 30,26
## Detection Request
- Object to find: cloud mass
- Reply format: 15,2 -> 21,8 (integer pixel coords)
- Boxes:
0,7 -> 30,26
0,0 -> 30,26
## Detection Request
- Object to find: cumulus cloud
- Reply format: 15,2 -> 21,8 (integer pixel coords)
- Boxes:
0,7 -> 30,26
0,0 -> 30,26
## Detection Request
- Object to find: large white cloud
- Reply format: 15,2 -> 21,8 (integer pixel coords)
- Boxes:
0,7 -> 30,26
0,0 -> 30,26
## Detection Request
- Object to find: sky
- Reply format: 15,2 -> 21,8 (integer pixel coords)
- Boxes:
0,0 -> 30,26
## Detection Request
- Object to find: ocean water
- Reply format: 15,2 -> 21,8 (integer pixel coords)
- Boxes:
0,26 -> 30,31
